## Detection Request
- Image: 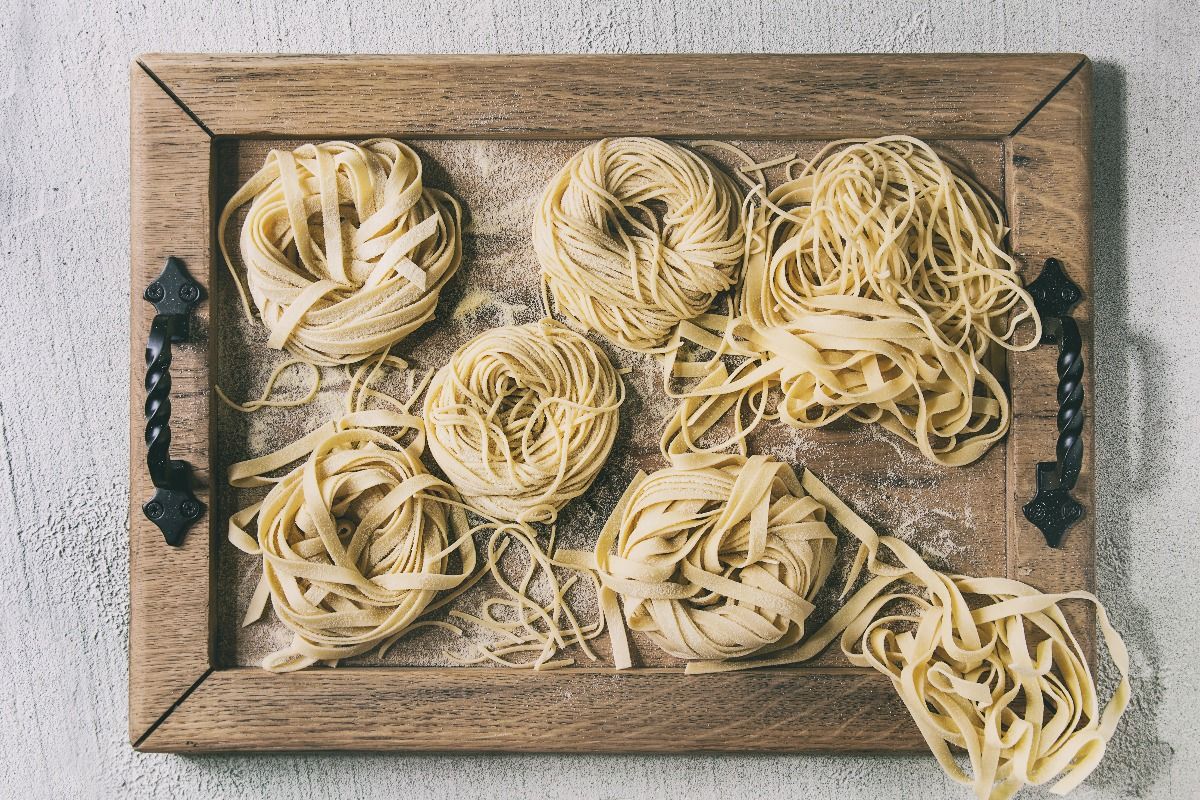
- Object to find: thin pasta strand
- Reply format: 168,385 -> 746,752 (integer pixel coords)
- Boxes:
535,137 -> 745,352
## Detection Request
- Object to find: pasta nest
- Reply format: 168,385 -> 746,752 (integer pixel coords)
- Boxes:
227,406 -> 475,672
535,137 -> 745,352
740,135 -> 1039,361
663,136 -> 1039,467
688,471 -> 1131,800
595,453 -> 837,661
219,138 -> 462,365
424,319 -> 624,525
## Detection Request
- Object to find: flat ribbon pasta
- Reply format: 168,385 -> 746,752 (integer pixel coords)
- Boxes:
593,453 -> 836,662
218,138 -> 462,365
680,471 -> 1130,800
226,360 -> 476,672
424,319 -> 624,525
661,308 -> 1010,467
664,136 -> 1039,466
535,137 -> 745,352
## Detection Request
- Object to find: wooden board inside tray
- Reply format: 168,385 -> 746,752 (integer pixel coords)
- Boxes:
130,53 -> 1094,752
212,137 -> 1010,670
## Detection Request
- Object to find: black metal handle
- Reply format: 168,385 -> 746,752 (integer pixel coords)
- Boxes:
1022,257 -> 1085,548
142,257 -> 205,546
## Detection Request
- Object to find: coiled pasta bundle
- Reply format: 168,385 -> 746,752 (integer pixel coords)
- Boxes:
535,137 -> 744,351
219,138 -> 462,365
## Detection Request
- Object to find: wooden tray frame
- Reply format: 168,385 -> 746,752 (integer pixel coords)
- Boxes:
129,54 -> 1094,753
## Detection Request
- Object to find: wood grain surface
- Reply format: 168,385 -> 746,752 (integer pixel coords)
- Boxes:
128,64 -> 214,743
1006,61 -> 1097,654
142,667 -> 922,753
129,54 -> 1094,753
137,53 -> 1084,140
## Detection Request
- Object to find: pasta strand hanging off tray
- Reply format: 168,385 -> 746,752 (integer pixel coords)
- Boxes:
592,458 -> 1128,800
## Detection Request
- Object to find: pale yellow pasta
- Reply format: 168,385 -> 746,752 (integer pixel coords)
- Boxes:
664,136 -> 1039,467
444,525 -> 608,671
423,319 -> 623,525
218,139 -> 462,365
535,137 -> 744,352
741,136 -> 1039,359
686,471 -> 1130,800
593,453 -> 836,662
660,307 -> 1010,467
226,357 -> 476,672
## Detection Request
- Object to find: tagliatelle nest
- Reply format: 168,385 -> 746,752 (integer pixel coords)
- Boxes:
595,453 -> 837,661
219,138 -> 462,365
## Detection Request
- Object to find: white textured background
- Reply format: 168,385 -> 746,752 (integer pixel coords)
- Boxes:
1,1 -> 1196,797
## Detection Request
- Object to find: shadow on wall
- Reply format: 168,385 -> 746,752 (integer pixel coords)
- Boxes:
1084,61 -> 1173,797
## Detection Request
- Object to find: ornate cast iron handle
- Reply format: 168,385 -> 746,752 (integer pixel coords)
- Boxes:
142,257 -> 206,546
1022,257 -> 1085,548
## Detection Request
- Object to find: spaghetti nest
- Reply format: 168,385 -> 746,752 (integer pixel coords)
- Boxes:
219,138 -> 462,365
535,137 -> 745,352
666,136 -> 1040,466
227,359 -> 475,672
594,453 -> 837,662
741,136 -> 1039,357
424,319 -> 624,525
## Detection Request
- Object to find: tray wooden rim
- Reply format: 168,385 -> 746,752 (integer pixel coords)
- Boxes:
129,53 -> 1094,753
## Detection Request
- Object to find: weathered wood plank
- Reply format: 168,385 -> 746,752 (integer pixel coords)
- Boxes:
128,64 -> 214,743
137,53 -> 1084,140
140,667 -> 923,753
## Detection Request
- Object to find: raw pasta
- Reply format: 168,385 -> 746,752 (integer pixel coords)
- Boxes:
664,136 -> 1039,466
593,453 -> 836,662
218,139 -> 462,365
741,136 -> 1039,360
535,137 -> 744,352
444,525 -> 608,670
687,471 -> 1129,800
423,319 -> 624,525
226,356 -> 477,672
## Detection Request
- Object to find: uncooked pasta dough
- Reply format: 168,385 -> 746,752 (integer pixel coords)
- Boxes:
445,525 -> 608,670
593,453 -> 836,662
215,358 -> 321,412
218,139 -> 462,365
663,136 -> 1040,466
226,357 -> 476,672
534,137 -> 745,352
741,136 -> 1039,360
594,451 -> 1129,799
423,319 -> 624,525
661,307 -> 1011,466
687,471 -> 1130,800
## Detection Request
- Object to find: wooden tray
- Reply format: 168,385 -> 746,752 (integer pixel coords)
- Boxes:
129,54 -> 1095,753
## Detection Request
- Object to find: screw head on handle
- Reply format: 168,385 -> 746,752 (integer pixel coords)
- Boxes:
144,283 -> 165,302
